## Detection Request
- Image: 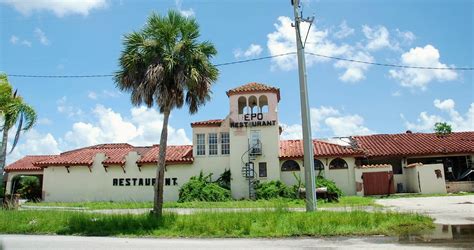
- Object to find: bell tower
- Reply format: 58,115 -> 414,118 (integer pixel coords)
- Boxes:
226,82 -> 281,199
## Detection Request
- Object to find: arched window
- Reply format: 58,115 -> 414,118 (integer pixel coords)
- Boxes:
329,158 -> 348,169
248,95 -> 258,114
281,160 -> 300,171
314,159 -> 324,170
259,95 -> 269,113
238,96 -> 247,114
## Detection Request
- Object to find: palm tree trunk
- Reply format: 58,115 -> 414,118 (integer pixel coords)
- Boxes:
152,109 -> 170,217
0,126 -> 8,173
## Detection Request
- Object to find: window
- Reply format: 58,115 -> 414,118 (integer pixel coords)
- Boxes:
196,134 -> 205,156
329,158 -> 348,169
259,162 -> 267,177
221,132 -> 230,155
281,160 -> 300,171
238,96 -> 247,114
208,133 -> 218,155
250,130 -> 261,154
259,95 -> 269,113
314,159 -> 324,170
248,95 -> 258,114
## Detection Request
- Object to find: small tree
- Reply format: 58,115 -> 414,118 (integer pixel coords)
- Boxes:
434,122 -> 452,135
18,176 -> 41,201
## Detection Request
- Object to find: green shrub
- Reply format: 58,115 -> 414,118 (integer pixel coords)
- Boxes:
178,171 -> 231,202
316,176 -> 343,197
255,180 -> 296,200
18,176 -> 42,201
215,169 -> 231,190
0,181 -> 4,199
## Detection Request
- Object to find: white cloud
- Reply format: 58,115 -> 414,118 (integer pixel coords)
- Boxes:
267,16 -> 351,71
434,99 -> 455,111
392,90 -> 402,97
362,25 -> 394,51
87,90 -> 121,100
403,99 -> 474,132
7,129 -> 61,164
333,20 -> 354,39
267,16 -> 373,82
37,118 -> 53,125
34,28 -> 49,45
63,105 -> 191,149
280,123 -> 303,140
2,0 -> 108,17
175,0 -> 194,17
56,96 -> 84,118
21,40 -> 32,47
88,91 -> 98,100
282,106 -> 373,139
396,29 -> 416,45
310,106 -> 340,131
325,115 -> 373,137
334,51 -> 374,82
389,45 -> 458,90
9,35 -> 19,44
233,44 -> 263,58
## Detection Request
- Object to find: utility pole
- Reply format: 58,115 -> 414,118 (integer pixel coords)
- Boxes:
291,0 -> 317,211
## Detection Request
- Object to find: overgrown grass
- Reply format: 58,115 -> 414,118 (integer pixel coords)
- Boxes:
24,196 -> 376,210
0,209 -> 433,237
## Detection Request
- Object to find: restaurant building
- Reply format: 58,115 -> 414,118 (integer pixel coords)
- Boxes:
4,82 -> 474,201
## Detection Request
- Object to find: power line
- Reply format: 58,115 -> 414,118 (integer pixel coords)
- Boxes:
5,51 -> 473,78
306,52 -> 474,71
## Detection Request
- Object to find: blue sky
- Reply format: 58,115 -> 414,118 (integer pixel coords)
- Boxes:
0,0 -> 472,163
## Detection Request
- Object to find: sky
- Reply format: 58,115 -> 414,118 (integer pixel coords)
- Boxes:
0,0 -> 473,164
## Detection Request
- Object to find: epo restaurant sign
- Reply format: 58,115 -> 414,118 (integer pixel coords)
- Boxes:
230,112 -> 276,128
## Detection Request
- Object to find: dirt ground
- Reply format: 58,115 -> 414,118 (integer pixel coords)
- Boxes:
376,195 -> 474,225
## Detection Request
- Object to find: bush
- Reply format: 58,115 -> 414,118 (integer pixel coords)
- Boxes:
0,182 -> 4,199
178,171 -> 231,202
255,180 -> 296,200
215,169 -> 231,190
18,176 -> 42,201
316,176 -> 343,197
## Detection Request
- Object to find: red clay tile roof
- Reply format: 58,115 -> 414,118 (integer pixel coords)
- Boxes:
137,145 -> 193,165
191,119 -> 223,128
353,132 -> 474,157
358,164 -> 392,169
31,143 -> 194,168
5,155 -> 55,172
279,140 -> 363,159
405,163 -> 423,168
226,82 -> 280,101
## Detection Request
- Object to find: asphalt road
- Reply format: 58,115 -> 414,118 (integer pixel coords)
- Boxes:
375,195 -> 474,225
0,234 -> 468,250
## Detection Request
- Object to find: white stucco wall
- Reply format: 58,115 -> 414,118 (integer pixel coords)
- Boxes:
278,157 -> 357,196
404,163 -> 447,194
417,163 -> 447,194
43,152 -> 201,202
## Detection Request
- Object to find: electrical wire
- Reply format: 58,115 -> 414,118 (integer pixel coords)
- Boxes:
306,52 -> 474,71
5,51 -> 473,78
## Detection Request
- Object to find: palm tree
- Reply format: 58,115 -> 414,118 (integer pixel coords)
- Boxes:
115,11 -> 219,217
0,73 -> 37,173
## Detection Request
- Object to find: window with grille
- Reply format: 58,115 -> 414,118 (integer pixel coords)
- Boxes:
196,134 -> 205,156
329,158 -> 348,169
208,133 -> 218,155
221,132 -> 230,155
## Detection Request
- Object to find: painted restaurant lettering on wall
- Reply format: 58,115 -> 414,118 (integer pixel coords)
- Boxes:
112,177 -> 178,187
230,112 -> 276,128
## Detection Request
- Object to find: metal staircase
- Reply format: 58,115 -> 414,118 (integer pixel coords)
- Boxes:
241,139 -> 262,200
